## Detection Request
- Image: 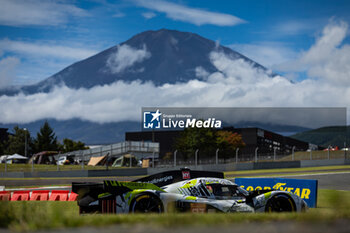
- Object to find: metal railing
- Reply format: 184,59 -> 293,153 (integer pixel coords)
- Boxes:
155,147 -> 349,168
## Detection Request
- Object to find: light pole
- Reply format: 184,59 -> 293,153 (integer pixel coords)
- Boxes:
235,148 -> 239,163
57,153 -> 60,171
273,147 -> 277,161
310,148 -> 312,160
344,142 -> 347,159
195,149 -> 199,167
292,146 -> 295,161
5,154 -> 8,173
328,145 -> 331,160
24,128 -> 28,158
255,147 -> 258,163
215,149 -> 219,165
174,150 -> 177,167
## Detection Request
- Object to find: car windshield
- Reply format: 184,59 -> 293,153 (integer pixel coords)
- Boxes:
206,184 -> 248,199
237,186 -> 249,196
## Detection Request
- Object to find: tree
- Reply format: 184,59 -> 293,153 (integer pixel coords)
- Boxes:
4,126 -> 33,156
0,143 -> 3,155
61,138 -> 88,153
216,131 -> 245,160
33,121 -> 59,153
174,126 -> 217,161
174,128 -> 245,161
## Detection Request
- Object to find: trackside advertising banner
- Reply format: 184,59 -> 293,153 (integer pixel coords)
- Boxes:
235,178 -> 318,208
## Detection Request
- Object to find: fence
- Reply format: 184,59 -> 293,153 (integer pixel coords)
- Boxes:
155,148 -> 349,168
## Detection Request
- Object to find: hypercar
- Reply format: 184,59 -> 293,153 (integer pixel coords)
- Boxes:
72,169 -> 307,214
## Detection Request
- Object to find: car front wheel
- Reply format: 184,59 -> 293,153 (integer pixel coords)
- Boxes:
265,194 -> 296,212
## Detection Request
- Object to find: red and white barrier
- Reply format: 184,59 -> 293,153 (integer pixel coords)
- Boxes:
0,189 -> 77,201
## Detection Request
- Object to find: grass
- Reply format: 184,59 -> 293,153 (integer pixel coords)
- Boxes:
224,165 -> 350,178
280,150 -> 347,161
1,189 -> 350,231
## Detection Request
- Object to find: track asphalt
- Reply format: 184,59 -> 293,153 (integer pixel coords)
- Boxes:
1,167 -> 350,190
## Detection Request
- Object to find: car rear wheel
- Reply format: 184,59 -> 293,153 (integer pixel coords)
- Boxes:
265,194 -> 296,212
130,193 -> 163,213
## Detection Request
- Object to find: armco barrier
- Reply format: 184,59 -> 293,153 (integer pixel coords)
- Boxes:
49,190 -> 69,201
87,168 -> 147,176
148,163 -> 254,175
300,159 -> 346,167
0,191 -> 11,200
0,168 -> 148,178
30,190 -> 50,201
11,191 -> 30,201
252,161 -> 301,170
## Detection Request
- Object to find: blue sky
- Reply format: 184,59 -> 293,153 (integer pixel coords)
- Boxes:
1,0 -> 350,86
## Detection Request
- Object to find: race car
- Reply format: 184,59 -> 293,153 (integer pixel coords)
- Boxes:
72,169 -> 307,214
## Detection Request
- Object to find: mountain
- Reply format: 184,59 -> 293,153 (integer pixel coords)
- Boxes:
0,29 -> 269,95
0,29 -> 274,144
291,126 -> 350,147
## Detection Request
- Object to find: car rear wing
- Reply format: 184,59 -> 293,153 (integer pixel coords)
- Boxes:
133,168 -> 224,187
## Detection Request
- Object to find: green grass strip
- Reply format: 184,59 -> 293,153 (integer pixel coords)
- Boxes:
1,189 -> 350,231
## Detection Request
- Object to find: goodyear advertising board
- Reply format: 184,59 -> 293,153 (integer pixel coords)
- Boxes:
235,178 -> 318,208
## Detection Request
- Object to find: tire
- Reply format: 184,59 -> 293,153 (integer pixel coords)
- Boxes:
265,194 -> 296,212
130,193 -> 163,213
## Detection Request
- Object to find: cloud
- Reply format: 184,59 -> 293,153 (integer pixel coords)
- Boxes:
0,39 -> 97,60
134,0 -> 246,26
113,12 -> 125,18
0,39 -> 99,85
142,12 -> 156,19
272,20 -> 318,36
0,0 -> 88,27
229,43 -> 298,68
276,20 -> 350,85
106,44 -> 151,73
0,57 -> 20,87
195,66 -> 209,79
1,20 -> 350,125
